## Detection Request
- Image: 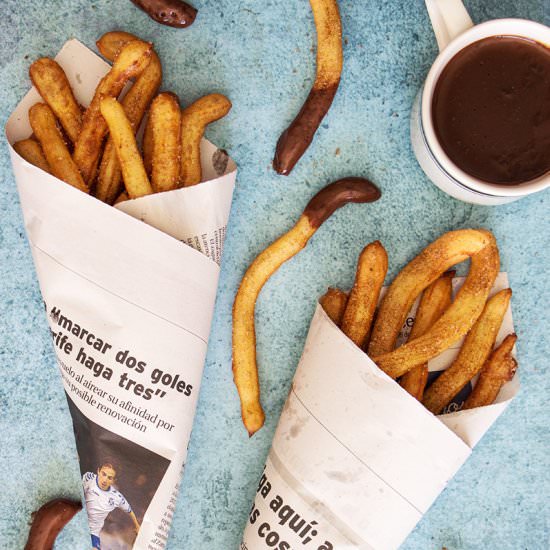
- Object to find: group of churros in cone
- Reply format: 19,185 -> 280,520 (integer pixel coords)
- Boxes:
324,232 -> 517,414
17,30 -> 233,550
13,31 -> 231,205
232,181 -> 517,435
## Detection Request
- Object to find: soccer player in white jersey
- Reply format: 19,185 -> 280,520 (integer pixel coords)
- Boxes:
82,461 -> 140,549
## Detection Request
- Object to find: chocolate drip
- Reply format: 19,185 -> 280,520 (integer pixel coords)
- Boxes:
130,0 -> 197,28
273,85 -> 339,175
25,499 -> 81,550
304,177 -> 381,228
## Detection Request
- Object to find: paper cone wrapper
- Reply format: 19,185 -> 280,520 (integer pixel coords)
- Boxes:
241,274 -> 518,550
6,40 -> 236,550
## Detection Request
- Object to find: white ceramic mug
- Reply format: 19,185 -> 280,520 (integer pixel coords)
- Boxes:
410,0 -> 550,205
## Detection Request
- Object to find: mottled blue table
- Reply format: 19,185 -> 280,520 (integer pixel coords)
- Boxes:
0,1 -> 548,548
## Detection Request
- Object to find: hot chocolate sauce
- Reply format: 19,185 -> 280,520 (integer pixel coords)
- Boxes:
432,36 -> 550,185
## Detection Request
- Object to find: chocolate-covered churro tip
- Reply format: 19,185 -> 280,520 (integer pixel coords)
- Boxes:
303,177 -> 381,228
273,86 -> 339,176
130,0 -> 197,28
25,499 -> 81,550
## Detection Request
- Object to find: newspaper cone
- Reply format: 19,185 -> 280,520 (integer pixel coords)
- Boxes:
241,274 -> 518,550
6,40 -> 236,550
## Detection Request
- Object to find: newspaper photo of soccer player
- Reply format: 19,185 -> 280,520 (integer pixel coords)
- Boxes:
65,395 -> 171,550
82,461 -> 140,549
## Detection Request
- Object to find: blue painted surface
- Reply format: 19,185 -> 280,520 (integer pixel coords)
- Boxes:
0,1 -> 548,548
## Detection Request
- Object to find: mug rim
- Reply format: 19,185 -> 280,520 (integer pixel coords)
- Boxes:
421,18 -> 550,197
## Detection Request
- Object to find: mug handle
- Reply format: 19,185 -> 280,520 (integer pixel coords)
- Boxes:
425,0 -> 474,51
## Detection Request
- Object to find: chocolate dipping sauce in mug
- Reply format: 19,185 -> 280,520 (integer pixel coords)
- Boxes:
432,36 -> 550,185
410,1 -> 550,205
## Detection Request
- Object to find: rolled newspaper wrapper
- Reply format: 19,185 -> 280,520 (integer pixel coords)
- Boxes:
6,40 -> 236,550
241,274 -> 518,550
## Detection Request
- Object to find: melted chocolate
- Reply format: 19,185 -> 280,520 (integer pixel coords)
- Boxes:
25,499 -> 81,550
303,177 -> 381,228
432,36 -> 550,185
273,85 -> 338,175
130,0 -> 197,28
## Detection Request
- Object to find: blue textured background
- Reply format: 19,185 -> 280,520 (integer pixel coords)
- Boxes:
0,1 -> 548,548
